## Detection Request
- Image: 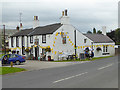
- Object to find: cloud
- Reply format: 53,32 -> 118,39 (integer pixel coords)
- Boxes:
1,0 -> 118,32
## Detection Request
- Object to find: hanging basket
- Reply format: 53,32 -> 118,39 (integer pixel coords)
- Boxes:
45,47 -> 51,52
96,47 -> 102,51
25,48 -> 31,52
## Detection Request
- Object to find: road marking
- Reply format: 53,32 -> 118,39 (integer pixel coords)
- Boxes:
53,72 -> 88,83
97,63 -> 113,70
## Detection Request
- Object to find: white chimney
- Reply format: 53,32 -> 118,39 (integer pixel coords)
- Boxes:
102,26 -> 106,35
33,16 -> 39,29
60,9 -> 70,25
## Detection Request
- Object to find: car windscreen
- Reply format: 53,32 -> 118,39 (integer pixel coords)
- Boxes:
10,54 -> 18,58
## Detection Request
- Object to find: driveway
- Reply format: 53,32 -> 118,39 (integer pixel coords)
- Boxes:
11,60 -> 89,71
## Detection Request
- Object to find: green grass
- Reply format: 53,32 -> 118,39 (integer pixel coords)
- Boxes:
0,67 -> 27,75
52,56 -> 113,62
0,54 -> 5,58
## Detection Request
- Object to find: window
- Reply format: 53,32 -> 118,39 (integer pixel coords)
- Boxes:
30,36 -> 33,43
42,35 -> 46,43
11,37 -> 13,47
62,36 -> 66,44
16,36 -> 19,47
103,45 -> 108,52
84,39 -> 87,43
10,54 -> 18,58
22,36 -> 25,46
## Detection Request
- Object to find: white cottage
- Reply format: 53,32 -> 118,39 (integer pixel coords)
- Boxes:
9,10 -> 115,61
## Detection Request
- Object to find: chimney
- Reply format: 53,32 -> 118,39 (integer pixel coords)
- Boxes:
60,9 -> 70,25
33,16 -> 39,29
16,26 -> 19,31
102,26 -> 106,35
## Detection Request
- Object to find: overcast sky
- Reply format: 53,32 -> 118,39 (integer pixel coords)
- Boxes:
1,0 -> 119,33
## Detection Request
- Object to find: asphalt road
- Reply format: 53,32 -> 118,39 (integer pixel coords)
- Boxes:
2,56 -> 118,88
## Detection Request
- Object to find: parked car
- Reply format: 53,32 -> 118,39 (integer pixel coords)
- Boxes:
1,54 -> 26,65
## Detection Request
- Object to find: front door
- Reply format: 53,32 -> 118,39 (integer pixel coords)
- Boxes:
35,47 -> 39,59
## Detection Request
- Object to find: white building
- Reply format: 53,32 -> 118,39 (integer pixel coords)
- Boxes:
9,10 -> 115,60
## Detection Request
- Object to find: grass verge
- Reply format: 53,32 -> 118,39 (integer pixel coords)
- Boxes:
0,67 -> 27,75
53,56 -> 113,62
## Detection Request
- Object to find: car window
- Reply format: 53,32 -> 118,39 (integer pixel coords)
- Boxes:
10,54 -> 18,58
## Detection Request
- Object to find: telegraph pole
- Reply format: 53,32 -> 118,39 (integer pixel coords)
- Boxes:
3,24 -> 6,54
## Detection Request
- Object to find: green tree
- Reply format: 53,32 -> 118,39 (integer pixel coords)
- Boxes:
87,30 -> 92,34
93,28 -> 96,34
115,28 -> 120,43
97,30 -> 102,34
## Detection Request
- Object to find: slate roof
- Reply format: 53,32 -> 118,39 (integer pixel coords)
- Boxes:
11,23 -> 62,37
84,34 -> 114,43
29,23 -> 62,35
11,28 -> 33,37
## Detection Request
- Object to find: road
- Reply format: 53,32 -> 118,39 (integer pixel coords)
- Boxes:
2,56 -> 118,88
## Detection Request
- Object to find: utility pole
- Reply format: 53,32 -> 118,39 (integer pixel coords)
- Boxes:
74,29 -> 76,59
3,24 -> 6,54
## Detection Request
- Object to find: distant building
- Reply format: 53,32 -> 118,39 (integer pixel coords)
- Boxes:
9,10 -> 115,60
0,29 -> 18,49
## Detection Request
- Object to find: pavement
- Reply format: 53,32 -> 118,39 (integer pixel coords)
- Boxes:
2,56 -> 119,88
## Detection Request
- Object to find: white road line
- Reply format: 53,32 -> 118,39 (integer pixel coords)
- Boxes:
53,72 -> 88,83
97,63 -> 113,70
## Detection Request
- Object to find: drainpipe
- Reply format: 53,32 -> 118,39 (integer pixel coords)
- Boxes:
74,30 -> 76,59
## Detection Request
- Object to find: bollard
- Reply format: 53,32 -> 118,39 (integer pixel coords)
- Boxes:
10,62 -> 13,67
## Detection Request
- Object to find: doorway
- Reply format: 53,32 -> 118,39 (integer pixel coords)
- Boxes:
35,46 -> 39,59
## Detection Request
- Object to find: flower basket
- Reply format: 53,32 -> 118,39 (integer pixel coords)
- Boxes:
45,47 -> 51,52
96,47 -> 102,51
25,48 -> 30,52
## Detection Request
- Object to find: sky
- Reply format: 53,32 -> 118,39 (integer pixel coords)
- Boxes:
1,0 -> 119,33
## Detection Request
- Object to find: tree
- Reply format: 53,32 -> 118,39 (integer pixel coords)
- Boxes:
87,30 -> 92,34
97,30 -> 102,34
93,28 -> 96,34
107,28 -> 120,45
115,28 -> 120,43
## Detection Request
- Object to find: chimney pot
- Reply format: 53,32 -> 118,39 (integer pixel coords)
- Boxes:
62,11 -> 64,16
65,9 -> 67,16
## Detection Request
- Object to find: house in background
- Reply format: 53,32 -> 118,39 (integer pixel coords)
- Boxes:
0,29 -> 18,50
9,10 -> 115,60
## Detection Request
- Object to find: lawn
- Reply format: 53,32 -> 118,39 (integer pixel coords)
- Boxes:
0,67 -> 27,75
53,56 -> 113,62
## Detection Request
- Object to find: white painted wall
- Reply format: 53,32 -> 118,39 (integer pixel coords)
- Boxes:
93,43 -> 115,57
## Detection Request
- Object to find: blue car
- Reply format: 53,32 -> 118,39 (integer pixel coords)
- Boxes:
1,54 -> 26,65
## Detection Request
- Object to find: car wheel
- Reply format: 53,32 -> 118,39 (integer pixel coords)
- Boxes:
15,61 -> 20,65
